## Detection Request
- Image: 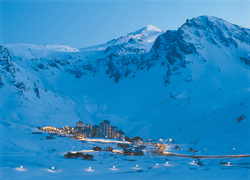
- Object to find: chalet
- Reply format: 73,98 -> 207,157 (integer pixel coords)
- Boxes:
104,146 -> 113,152
93,146 -> 102,151
126,136 -> 143,143
123,147 -> 143,156
64,152 -> 84,159
83,154 -> 94,160
64,152 -> 74,158
117,143 -> 131,148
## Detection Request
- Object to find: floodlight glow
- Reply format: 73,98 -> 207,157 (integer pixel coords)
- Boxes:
52,166 -> 54,170
20,166 -> 23,169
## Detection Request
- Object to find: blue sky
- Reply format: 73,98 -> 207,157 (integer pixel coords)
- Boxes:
1,0 -> 249,48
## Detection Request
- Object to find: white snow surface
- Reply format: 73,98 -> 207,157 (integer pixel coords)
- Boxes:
1,16 -> 250,179
80,25 -> 163,54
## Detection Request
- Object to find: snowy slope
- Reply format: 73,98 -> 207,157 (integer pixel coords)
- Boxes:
80,25 -> 163,55
1,15 -> 250,150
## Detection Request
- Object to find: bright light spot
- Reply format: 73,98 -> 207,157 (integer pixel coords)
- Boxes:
193,160 -> 195,163
205,148 -> 206,151
132,148 -> 135,151
156,164 -> 158,166
166,162 -> 168,164
136,165 -> 138,167
233,148 -> 235,150
113,166 -> 115,169
169,139 -> 172,142
16,166 -> 26,171
52,166 -> 54,170
86,167 -> 93,172
228,162 -> 230,165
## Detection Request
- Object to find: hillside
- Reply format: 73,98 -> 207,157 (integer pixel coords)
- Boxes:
1,15 -> 249,148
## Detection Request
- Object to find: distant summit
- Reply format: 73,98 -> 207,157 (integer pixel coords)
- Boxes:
80,25 -> 163,54
128,25 -> 163,36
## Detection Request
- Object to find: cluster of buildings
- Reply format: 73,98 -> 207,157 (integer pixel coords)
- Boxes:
42,120 -> 126,141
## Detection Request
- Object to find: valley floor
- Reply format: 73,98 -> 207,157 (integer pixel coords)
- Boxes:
1,121 -> 250,180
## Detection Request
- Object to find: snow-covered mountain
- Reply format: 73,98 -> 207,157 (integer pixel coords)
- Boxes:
1,15 -> 249,149
80,25 -> 163,55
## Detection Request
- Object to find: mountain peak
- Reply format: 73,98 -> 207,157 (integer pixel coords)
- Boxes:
129,25 -> 163,36
144,25 -> 162,32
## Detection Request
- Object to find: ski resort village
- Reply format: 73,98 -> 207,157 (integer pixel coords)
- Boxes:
41,120 -> 126,141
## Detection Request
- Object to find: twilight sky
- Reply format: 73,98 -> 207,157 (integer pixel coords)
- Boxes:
1,0 -> 249,49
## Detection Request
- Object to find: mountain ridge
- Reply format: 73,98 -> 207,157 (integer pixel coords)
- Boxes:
0,15 -> 249,145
